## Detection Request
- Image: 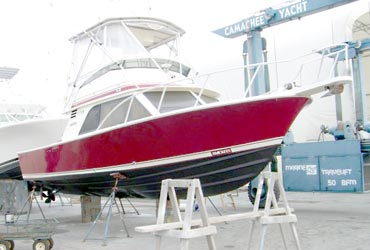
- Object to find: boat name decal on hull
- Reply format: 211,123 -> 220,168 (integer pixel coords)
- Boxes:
211,148 -> 232,157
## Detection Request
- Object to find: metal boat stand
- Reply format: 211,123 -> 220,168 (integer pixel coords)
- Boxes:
83,173 -> 131,246
1,184 -> 58,250
206,197 -> 229,225
206,197 -> 223,216
16,184 -> 47,222
207,192 -> 237,224
247,171 -> 301,250
125,197 -> 140,215
117,197 -> 140,215
136,179 -> 217,250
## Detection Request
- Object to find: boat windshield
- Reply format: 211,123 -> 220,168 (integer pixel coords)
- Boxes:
143,92 -> 217,113
80,58 -> 191,89
78,90 -> 218,135
0,114 -> 13,125
0,113 -> 41,126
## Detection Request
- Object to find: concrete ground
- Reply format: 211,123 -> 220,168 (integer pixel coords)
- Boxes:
2,189 -> 369,250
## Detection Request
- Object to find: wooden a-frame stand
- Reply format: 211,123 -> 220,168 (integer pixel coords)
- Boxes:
247,170 -> 302,250
136,171 -> 301,250
154,179 -> 217,250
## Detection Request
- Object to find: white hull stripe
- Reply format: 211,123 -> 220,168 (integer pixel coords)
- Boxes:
23,137 -> 283,180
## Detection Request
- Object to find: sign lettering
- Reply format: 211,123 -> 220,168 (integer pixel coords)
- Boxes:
285,164 -> 317,175
321,169 -> 352,176
214,0 -> 311,38
211,148 -> 232,156
278,1 -> 308,19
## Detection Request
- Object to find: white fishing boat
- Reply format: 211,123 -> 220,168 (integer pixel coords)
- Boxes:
17,17 -> 317,198
0,67 -> 68,179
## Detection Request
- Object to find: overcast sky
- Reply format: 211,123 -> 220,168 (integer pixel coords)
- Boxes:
0,0 -> 366,115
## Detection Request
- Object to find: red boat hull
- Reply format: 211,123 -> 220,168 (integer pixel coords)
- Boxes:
19,96 -> 309,198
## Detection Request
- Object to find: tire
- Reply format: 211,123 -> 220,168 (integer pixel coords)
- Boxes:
7,241 -> 14,250
32,239 -> 50,250
0,241 -> 10,250
248,182 -> 280,208
47,238 -> 54,249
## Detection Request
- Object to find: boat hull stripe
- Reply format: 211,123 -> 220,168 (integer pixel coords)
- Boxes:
22,137 -> 282,180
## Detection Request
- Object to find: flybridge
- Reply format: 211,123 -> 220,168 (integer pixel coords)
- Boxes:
213,0 -> 359,38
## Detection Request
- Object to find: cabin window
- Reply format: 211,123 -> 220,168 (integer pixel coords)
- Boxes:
201,96 -> 218,104
144,92 -> 197,113
79,96 -> 150,135
79,105 -> 101,134
99,98 -> 125,128
100,97 -> 150,129
127,98 -> 151,121
0,114 -> 8,124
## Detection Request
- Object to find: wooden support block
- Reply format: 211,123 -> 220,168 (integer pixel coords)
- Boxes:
80,195 -> 101,223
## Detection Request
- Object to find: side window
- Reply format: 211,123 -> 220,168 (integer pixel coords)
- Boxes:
100,98 -> 127,129
0,114 -> 9,125
101,97 -> 150,129
127,97 -> 151,121
79,105 -> 101,135
100,98 -> 129,129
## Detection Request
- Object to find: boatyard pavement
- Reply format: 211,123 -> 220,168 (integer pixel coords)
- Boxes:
7,189 -> 370,250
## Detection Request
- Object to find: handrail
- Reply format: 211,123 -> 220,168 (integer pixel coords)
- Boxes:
174,43 -> 351,99
76,43 -> 353,134
241,43 -> 350,95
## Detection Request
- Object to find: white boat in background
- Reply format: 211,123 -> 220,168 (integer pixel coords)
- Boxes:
0,67 -> 68,179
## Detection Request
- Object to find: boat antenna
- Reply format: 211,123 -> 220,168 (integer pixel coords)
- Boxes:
147,0 -> 152,16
